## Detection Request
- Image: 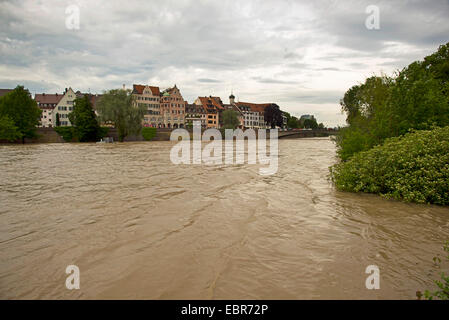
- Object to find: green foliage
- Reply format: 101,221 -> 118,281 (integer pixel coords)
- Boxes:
142,127 -> 157,141
0,85 -> 41,143
336,42 -> 449,160
0,115 -> 23,141
68,95 -> 101,142
287,116 -> 299,128
264,104 -> 283,128
55,126 -> 110,142
222,109 -> 240,129
423,241 -> 449,300
303,118 -> 318,129
98,127 -> 109,138
55,113 -> 60,127
330,126 -> 449,205
96,89 -> 145,142
54,126 -> 75,142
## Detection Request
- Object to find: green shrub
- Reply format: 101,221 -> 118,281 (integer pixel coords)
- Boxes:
54,126 -> 110,142
142,127 -> 157,141
330,126 -> 449,205
99,127 -> 110,138
54,127 -> 75,142
423,241 -> 449,300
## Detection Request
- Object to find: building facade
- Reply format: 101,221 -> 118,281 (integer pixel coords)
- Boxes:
52,88 -> 77,126
160,85 -> 185,128
35,93 -> 63,127
185,103 -> 207,128
194,96 -> 220,128
132,84 -> 162,127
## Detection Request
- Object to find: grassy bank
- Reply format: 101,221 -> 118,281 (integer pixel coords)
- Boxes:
330,126 -> 449,205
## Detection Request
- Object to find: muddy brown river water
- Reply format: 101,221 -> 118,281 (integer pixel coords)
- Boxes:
1,138 -> 448,299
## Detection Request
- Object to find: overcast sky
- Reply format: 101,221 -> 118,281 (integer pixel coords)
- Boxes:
1,0 -> 448,126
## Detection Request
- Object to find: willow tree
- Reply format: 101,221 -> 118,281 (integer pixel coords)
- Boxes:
96,89 -> 146,142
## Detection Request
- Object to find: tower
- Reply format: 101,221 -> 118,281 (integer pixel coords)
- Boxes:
229,91 -> 235,104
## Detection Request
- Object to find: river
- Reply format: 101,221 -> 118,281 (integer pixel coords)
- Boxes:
1,138 -> 448,299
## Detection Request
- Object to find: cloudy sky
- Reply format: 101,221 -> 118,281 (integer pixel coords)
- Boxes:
1,0 -> 448,126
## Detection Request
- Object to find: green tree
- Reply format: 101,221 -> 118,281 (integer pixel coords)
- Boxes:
264,104 -> 283,128
336,42 -> 449,160
0,85 -> 41,143
0,115 -> 22,141
303,117 -> 318,129
222,109 -> 240,129
55,113 -> 60,127
287,116 -> 299,128
68,95 -> 101,142
96,89 -> 145,142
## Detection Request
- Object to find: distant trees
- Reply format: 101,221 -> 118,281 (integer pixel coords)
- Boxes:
222,109 -> 240,129
287,116 -> 299,128
96,89 -> 146,142
0,85 -> 41,143
336,42 -> 449,160
264,104 -> 283,128
303,117 -> 318,129
68,95 -> 101,142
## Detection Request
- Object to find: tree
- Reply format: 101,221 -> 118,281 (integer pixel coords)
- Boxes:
303,118 -> 318,129
0,115 -> 22,141
264,104 -> 283,128
287,116 -> 299,128
68,95 -> 101,142
55,113 -> 60,127
336,41 -> 449,160
0,85 -> 41,143
222,109 -> 240,129
96,89 -> 145,142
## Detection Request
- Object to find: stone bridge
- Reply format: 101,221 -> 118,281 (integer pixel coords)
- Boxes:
278,129 -> 337,139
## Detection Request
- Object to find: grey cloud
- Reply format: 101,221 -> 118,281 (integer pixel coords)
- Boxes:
197,78 -> 222,83
0,0 -> 448,127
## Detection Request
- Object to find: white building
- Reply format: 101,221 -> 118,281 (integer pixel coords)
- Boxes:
52,88 -> 77,126
35,93 -> 63,127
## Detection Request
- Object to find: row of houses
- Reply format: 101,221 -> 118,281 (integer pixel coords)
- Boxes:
31,84 -> 286,129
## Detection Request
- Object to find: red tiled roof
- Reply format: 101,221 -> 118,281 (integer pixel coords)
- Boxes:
133,84 -> 160,96
34,93 -> 63,108
197,96 -> 225,113
236,102 -> 272,113
209,96 -> 224,110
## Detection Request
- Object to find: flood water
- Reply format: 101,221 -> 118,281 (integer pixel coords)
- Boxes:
1,138 -> 448,299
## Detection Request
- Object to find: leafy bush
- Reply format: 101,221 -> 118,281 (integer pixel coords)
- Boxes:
141,127 -> 157,141
98,127 -> 109,138
55,126 -> 110,142
423,241 -> 449,300
54,127 -> 75,142
330,126 -> 449,205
